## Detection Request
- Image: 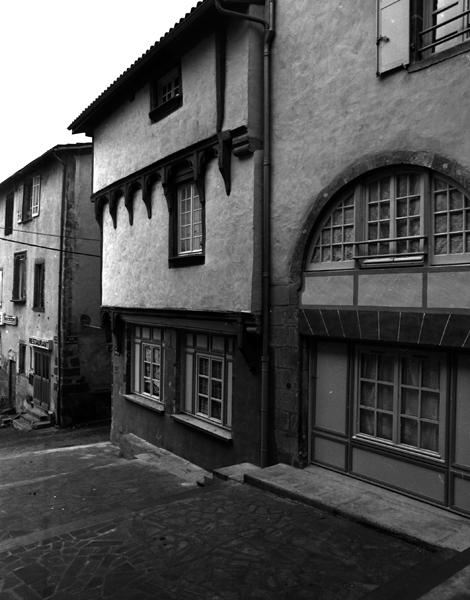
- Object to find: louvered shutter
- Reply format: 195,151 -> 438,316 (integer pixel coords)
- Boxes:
32,175 -> 40,217
377,0 -> 410,75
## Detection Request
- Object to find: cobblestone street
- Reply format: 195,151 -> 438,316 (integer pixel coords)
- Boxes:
0,427 -> 451,599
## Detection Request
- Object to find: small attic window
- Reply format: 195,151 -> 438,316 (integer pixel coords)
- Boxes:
149,65 -> 183,123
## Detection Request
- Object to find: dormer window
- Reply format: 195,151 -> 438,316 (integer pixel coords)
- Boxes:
307,168 -> 470,270
149,65 -> 183,123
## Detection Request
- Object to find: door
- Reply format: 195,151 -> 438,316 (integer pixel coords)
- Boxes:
33,349 -> 51,409
8,360 -> 16,407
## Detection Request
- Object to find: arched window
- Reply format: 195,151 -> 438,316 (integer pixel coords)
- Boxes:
307,169 -> 470,270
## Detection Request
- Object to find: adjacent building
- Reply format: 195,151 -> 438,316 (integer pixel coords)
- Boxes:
69,1 -> 264,468
69,0 -> 470,517
0,144 -> 111,427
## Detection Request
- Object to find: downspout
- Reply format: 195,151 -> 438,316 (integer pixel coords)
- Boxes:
53,151 -> 67,427
214,0 -> 275,467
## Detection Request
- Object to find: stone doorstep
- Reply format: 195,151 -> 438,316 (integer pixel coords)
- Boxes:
242,463 -> 470,553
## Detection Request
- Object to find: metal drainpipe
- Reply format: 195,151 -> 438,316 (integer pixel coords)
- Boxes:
53,151 -> 67,427
214,0 -> 275,467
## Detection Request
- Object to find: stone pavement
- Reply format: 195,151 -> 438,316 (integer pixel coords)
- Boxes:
0,427 -> 462,599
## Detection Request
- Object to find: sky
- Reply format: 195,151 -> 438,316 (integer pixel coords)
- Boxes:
0,0 -> 198,182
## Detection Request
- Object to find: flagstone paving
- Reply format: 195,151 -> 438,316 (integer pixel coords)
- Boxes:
0,428 -> 452,599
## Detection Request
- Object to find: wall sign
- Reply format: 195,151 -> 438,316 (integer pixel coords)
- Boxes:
4,315 -> 18,326
29,337 -> 53,351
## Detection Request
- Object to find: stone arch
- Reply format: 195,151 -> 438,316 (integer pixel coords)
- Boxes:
289,150 -> 470,286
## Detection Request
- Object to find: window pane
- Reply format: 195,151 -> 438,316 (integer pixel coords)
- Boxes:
401,418 -> 418,446
450,212 -> 464,232
421,392 -> 440,421
211,401 -> 222,421
450,189 -> 463,210
361,354 -> 376,379
401,388 -> 419,417
402,357 -> 420,387
435,214 -> 447,234
450,234 -> 464,253
434,192 -> 447,212
377,413 -> 393,440
198,396 -> 209,415
198,377 -> 208,395
421,422 -> 439,452
377,384 -> 393,411
212,360 -> 223,380
359,409 -> 374,435
434,236 -> 447,255
360,382 -> 375,407
378,355 -> 394,382
422,358 -> 440,389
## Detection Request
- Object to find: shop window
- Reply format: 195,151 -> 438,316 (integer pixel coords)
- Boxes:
356,348 -> 445,457
307,169 -> 470,270
131,326 -> 163,405
149,65 -> 182,123
12,252 -> 27,303
183,333 -> 233,429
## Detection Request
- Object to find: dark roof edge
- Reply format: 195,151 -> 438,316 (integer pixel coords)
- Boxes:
68,0 -> 213,135
0,143 -> 92,191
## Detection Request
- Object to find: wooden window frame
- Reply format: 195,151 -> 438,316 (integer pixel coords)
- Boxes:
149,65 -> 183,123
12,251 -> 27,303
354,346 -> 446,460
131,326 -> 163,405
33,260 -> 45,312
183,333 -> 233,430
307,168 -> 470,271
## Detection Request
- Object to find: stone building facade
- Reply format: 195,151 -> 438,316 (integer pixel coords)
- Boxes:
0,144 -> 111,427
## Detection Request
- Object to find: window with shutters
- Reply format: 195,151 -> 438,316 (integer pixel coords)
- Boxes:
377,0 -> 470,75
33,261 -> 45,311
182,333 -> 233,429
17,176 -> 40,222
307,168 -> 470,270
12,252 -> 27,303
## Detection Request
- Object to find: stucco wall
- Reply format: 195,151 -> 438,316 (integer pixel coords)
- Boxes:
93,22 -> 252,192
101,157 -> 256,312
0,160 -> 62,410
272,0 -> 470,283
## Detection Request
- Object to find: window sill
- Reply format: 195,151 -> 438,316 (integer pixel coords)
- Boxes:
172,413 -> 232,442
11,298 -> 26,304
408,40 -> 470,73
32,307 -> 45,313
169,253 -> 205,268
123,393 -> 165,413
353,434 -> 444,464
149,95 -> 182,123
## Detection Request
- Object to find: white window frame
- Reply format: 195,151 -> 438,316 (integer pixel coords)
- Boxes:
31,175 -> 41,217
183,333 -> 233,429
177,182 -> 203,255
131,326 -> 163,404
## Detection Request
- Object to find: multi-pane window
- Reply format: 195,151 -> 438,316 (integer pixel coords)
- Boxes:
12,252 -> 27,302
311,194 -> 355,266
357,349 -> 444,456
20,176 -> 40,222
419,0 -> 470,57
132,326 -> 162,403
33,262 -> 45,311
184,333 -> 233,428
308,169 -> 470,269
177,182 -> 203,255
433,177 -> 470,261
150,66 -> 182,122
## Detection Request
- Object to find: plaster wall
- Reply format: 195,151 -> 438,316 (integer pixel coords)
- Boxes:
0,161 -> 62,409
93,23 -> 251,192
271,0 -> 470,283
101,157 -> 256,312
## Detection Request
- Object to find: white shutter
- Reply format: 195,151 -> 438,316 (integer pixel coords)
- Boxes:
377,0 -> 410,75
16,185 -> 24,223
31,175 -> 41,217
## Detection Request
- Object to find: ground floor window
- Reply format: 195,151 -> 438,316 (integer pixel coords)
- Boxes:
131,326 -> 162,404
356,348 -> 446,457
183,333 -> 233,428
